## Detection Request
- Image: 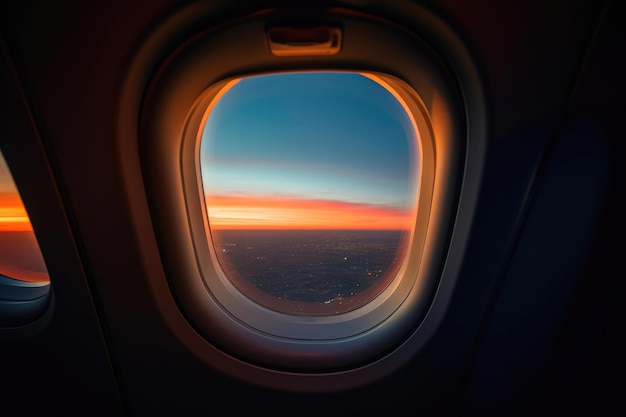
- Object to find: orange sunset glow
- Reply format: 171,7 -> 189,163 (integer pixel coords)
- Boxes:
206,194 -> 414,230
0,193 -> 33,232
0,168 -> 49,282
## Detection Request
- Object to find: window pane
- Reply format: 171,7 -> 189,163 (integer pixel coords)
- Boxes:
200,72 -> 417,315
0,151 -> 49,282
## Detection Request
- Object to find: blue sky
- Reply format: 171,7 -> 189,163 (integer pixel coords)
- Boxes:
200,72 -> 417,228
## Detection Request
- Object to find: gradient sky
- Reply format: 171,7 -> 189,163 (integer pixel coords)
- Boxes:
200,72 -> 418,230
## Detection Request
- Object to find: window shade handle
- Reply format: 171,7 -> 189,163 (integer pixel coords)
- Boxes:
267,27 -> 342,56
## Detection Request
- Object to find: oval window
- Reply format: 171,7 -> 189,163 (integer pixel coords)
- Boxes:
200,72 -> 418,316
0,151 -> 49,283
135,8 -> 483,386
0,150 -> 51,328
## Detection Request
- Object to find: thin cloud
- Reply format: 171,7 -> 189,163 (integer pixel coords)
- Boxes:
206,194 -> 414,230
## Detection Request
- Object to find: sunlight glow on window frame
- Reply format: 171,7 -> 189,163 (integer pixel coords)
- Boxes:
175,69 -> 439,344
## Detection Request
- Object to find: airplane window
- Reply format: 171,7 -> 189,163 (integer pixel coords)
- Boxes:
0,151 -> 49,283
0,150 -> 51,328
200,72 -> 418,316
136,8 -> 481,384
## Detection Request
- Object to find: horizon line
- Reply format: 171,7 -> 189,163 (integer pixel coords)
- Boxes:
209,227 -> 412,232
